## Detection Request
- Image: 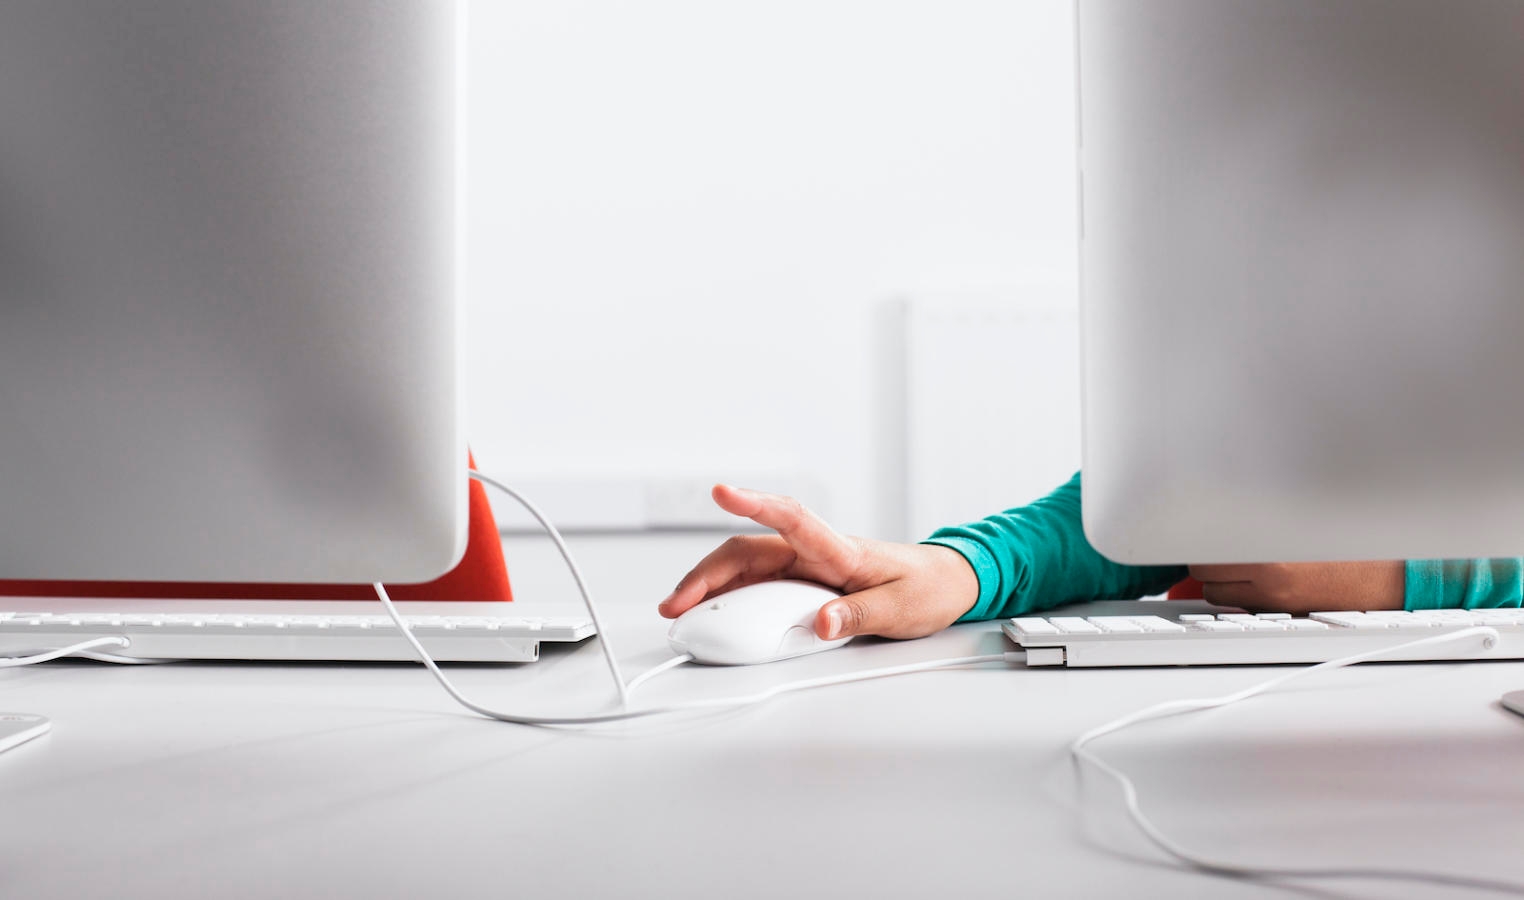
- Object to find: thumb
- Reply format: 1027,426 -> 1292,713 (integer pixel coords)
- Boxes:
814,586 -> 906,640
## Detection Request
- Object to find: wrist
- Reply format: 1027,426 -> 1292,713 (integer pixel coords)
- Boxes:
919,541 -> 983,621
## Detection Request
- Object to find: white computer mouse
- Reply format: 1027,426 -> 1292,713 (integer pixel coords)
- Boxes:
667,579 -> 852,666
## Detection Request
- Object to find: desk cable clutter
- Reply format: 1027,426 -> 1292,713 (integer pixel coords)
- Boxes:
371,472 -> 1017,724
1,467 -> 1522,895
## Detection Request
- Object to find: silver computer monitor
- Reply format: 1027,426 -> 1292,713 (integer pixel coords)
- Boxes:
1078,0 -> 1524,564
0,1 -> 467,582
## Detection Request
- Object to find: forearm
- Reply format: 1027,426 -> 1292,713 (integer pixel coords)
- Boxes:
922,472 -> 1186,621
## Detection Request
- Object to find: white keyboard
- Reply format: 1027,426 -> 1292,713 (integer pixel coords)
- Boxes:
1004,609 -> 1524,667
0,610 -> 595,663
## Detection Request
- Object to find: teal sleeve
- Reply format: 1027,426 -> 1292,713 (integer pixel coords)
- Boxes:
1404,559 -> 1524,610
921,471 -> 1188,622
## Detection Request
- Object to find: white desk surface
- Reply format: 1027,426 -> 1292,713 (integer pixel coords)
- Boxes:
3,589 -> 1523,900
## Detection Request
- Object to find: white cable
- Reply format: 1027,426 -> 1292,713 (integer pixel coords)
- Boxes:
373,580 -> 1011,725
624,653 -> 694,697
1073,625 -> 1524,896
442,469 -> 1524,890
74,650 -> 176,665
459,469 -> 1009,717
0,637 -> 131,668
468,468 -> 630,710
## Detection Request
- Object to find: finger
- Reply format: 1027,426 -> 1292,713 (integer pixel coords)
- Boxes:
814,584 -> 943,641
1188,564 -> 1259,583
658,534 -> 795,618
711,485 -> 858,573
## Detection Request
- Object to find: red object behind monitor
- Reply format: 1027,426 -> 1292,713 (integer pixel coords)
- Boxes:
1167,577 -> 1203,601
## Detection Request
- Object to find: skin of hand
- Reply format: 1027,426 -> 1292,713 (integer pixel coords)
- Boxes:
1187,562 -> 1406,614
658,485 -> 980,640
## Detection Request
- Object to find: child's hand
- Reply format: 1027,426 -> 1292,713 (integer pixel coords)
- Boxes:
1187,562 -> 1406,614
658,485 -> 979,640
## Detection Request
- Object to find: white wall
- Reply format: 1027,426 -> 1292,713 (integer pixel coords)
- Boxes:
461,1 -> 1078,542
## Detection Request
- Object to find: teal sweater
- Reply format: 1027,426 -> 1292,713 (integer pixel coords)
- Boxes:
924,471 -> 1524,622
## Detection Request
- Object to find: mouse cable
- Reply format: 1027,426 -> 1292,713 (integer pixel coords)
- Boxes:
72,649 -> 175,665
467,468 -> 630,710
0,637 -> 133,668
381,470 -> 1020,725
373,581 -> 1016,726
624,653 -> 694,697
1073,625 -> 1524,897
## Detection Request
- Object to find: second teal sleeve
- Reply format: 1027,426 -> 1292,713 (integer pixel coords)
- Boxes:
1404,559 -> 1524,610
921,472 -> 1188,622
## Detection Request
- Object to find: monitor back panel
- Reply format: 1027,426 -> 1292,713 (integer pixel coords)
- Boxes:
0,1 -> 466,582
1079,0 -> 1524,563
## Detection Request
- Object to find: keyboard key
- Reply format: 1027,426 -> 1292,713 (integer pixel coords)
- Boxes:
1194,620 -> 1244,632
1178,614 -> 1215,623
1366,611 -> 1427,628
1088,617 -> 1144,634
1129,616 -> 1187,633
1412,610 -> 1471,622
325,617 -> 371,629
1285,619 -> 1330,631
1050,617 -> 1100,634
1477,611 -> 1524,626
1010,618 -> 1060,636
1255,613 -> 1292,620
1310,612 -> 1383,629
